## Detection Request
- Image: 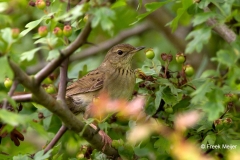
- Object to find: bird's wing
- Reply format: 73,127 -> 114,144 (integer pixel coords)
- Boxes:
66,69 -> 104,96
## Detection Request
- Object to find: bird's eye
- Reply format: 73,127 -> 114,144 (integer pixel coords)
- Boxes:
117,50 -> 123,55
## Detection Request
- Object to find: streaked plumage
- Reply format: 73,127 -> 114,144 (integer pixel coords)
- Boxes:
65,44 -> 145,115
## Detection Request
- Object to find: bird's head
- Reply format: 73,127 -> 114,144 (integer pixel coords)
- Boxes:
102,44 -> 145,68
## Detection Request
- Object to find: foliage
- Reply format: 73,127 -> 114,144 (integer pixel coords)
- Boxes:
1,0 -> 240,159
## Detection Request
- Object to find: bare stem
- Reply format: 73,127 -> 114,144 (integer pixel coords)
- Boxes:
70,23 -> 151,61
44,125 -> 68,154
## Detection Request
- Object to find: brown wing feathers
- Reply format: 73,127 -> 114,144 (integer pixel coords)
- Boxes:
66,69 -> 104,96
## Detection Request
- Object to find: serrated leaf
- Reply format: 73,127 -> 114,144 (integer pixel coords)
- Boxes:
111,0 -> 126,8
13,154 -> 31,160
20,47 -> 41,61
131,0 -> 171,25
204,88 -> 225,121
1,28 -> 13,45
185,27 -> 211,53
20,19 -> 43,37
215,49 -> 236,67
0,109 -> 30,126
193,12 -> 217,26
34,149 -> 52,160
191,80 -> 213,104
168,0 -> 193,31
202,133 -> 216,145
154,136 -> 170,153
161,86 -> 178,105
0,56 -> 13,82
47,49 -> 59,61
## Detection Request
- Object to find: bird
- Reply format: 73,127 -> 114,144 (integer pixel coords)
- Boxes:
65,44 -> 145,116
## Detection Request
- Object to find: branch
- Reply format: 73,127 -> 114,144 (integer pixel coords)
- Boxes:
35,21 -> 92,84
2,80 -> 19,109
12,94 -> 32,103
44,125 -> 68,153
8,59 -> 119,158
204,7 -> 236,43
70,22 -> 151,61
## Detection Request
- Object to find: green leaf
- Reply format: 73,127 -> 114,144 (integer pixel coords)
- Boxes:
202,132 -> 216,145
1,28 -> 13,45
20,19 -> 43,37
56,4 -> 85,21
111,0 -> 126,8
215,49 -> 237,67
185,27 -> 211,53
204,88 -> 225,121
131,0 -> 171,25
191,80 -> 213,104
168,0 -> 193,31
47,49 -> 60,61
154,136 -> 170,153
13,154 -> 31,160
91,7 -> 116,31
0,56 -> 13,82
20,47 -> 41,61
161,86 -> 178,105
34,150 -> 52,160
0,110 -> 30,126
192,12 -> 217,26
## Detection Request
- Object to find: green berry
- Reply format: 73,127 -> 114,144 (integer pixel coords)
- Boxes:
38,26 -> 48,37
35,0 -> 46,10
53,27 -> 63,37
176,53 -> 186,64
184,65 -> 194,77
45,85 -> 56,94
145,49 -> 155,59
223,118 -> 232,128
165,107 -> 173,114
63,25 -> 72,37
214,119 -> 224,130
12,28 -> 20,39
4,78 -> 13,89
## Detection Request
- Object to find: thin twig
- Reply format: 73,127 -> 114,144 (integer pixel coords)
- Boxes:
12,94 -> 32,102
2,80 -> 19,109
44,125 -> 68,153
70,22 -> 151,61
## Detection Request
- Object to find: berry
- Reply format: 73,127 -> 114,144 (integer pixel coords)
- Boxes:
184,65 -> 194,77
161,53 -> 168,61
176,53 -> 186,64
63,25 -> 72,37
165,107 -> 173,114
45,84 -> 56,94
12,28 -> 20,39
38,26 -> 48,37
214,119 -> 224,130
35,0 -> 46,10
145,49 -> 155,59
223,118 -> 232,128
53,27 -> 63,37
4,78 -> 13,89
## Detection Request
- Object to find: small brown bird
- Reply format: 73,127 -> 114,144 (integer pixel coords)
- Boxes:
65,44 -> 145,115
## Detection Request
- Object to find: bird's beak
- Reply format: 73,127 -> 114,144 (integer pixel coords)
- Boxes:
131,46 -> 145,53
